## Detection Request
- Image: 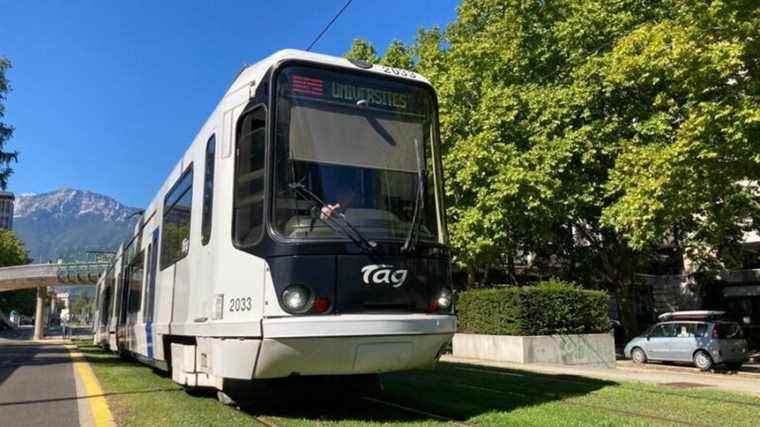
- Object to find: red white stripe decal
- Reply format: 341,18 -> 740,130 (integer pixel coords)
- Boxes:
292,75 -> 324,96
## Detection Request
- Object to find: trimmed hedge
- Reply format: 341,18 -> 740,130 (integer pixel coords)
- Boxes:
457,280 -> 611,336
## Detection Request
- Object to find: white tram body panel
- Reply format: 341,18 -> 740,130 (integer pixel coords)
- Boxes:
93,49 -> 456,389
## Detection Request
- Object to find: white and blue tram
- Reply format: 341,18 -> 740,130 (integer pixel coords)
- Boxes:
92,49 -> 456,394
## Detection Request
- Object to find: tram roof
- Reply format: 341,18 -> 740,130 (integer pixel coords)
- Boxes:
226,49 -> 432,96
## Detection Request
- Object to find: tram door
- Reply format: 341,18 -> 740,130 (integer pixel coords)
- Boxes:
144,229 -> 159,359
116,261 -> 130,352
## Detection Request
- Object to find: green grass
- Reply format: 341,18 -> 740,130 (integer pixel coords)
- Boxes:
77,344 -> 254,426
77,343 -> 760,426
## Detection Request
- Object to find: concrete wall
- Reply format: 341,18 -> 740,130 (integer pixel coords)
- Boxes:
452,334 -> 526,363
453,333 -> 616,368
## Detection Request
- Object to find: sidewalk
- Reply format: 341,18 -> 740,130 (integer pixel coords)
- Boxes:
0,326 -> 113,427
441,355 -> 760,397
0,331 -> 81,427
617,359 -> 760,379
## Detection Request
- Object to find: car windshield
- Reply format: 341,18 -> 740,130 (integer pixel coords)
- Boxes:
272,65 -> 441,243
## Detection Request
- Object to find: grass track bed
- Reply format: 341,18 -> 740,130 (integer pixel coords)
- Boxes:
76,343 -> 760,426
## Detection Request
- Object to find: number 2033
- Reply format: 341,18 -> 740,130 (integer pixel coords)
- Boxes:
228,297 -> 252,312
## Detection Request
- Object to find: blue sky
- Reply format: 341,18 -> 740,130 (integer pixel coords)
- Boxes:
1,0 -> 459,208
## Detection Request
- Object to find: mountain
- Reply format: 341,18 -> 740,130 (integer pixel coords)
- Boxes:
13,188 -> 141,263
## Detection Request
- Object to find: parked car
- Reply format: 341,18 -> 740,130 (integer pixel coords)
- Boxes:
624,313 -> 748,371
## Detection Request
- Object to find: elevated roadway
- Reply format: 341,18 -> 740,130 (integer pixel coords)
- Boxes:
0,262 -> 106,291
0,262 -> 107,339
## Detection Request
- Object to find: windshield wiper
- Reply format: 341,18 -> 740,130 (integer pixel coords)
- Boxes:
402,138 -> 425,253
288,181 -> 378,252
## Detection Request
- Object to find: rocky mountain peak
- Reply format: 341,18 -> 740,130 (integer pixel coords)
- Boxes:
12,188 -> 141,262
14,188 -> 140,223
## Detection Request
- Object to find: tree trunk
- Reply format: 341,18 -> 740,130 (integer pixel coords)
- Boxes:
466,266 -> 478,288
618,279 -> 640,340
507,255 -> 517,284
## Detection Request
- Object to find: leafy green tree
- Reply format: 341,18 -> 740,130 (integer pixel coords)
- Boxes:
0,229 -> 29,267
0,230 -> 33,315
0,57 -> 18,190
600,2 -> 760,269
409,0 -> 666,292
380,40 -> 416,70
345,38 -> 417,71
73,295 -> 93,322
361,0 -> 759,335
344,38 -> 379,63
0,288 -> 36,317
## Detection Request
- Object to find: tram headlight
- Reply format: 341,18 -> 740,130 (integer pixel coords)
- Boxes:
437,288 -> 453,310
282,285 -> 313,314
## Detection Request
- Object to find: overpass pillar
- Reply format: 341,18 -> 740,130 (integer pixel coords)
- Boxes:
33,285 -> 45,340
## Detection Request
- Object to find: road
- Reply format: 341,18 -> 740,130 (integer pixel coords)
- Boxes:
0,326 -> 80,427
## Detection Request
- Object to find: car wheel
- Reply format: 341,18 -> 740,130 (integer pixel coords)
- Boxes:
725,362 -> 743,371
631,347 -> 647,364
693,350 -> 713,371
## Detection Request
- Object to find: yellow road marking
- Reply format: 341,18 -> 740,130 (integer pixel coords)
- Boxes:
67,345 -> 116,427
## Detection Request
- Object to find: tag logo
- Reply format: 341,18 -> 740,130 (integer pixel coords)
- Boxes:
361,264 -> 408,288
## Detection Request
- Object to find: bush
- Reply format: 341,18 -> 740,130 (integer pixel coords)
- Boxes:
457,279 -> 611,336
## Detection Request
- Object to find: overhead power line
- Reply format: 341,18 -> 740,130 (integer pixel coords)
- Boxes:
306,0 -> 353,52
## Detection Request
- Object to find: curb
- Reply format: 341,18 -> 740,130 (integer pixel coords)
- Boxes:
616,361 -> 760,379
66,345 -> 117,427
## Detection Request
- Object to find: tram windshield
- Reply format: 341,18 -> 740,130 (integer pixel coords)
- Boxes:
273,65 -> 443,244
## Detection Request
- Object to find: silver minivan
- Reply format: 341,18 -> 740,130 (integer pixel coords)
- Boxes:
624,320 -> 748,370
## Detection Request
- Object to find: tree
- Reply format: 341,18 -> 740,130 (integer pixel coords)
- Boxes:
0,57 -> 18,190
345,38 -> 417,71
408,0 -> 670,295
600,2 -> 760,269
380,40 -> 416,70
72,296 -> 93,322
0,230 -> 32,315
362,0 -> 758,335
0,229 -> 29,267
344,38 -> 379,63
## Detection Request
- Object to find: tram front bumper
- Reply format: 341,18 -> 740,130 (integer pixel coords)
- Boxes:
254,314 -> 456,379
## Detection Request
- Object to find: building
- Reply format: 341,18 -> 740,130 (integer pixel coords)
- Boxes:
640,228 -> 760,349
51,286 -> 95,324
51,291 -> 71,322
0,191 -> 14,230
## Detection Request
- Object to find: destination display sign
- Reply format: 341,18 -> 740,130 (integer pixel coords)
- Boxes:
287,73 -> 415,113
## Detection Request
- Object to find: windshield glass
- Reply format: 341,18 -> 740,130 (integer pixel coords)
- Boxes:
273,65 -> 442,242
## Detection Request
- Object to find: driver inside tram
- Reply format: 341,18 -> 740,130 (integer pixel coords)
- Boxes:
318,167 -> 357,221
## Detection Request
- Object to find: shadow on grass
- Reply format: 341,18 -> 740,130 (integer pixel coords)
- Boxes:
229,382 -> 451,423
376,362 -> 615,421
227,362 -> 615,424
239,396 -> 443,424
72,344 -> 621,424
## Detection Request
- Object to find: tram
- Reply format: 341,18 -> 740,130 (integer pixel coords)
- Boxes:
92,49 -> 456,394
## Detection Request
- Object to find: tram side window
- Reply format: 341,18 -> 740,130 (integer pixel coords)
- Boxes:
101,270 -> 114,326
201,135 -> 215,245
161,166 -> 193,269
126,251 -> 144,321
234,107 -> 266,246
